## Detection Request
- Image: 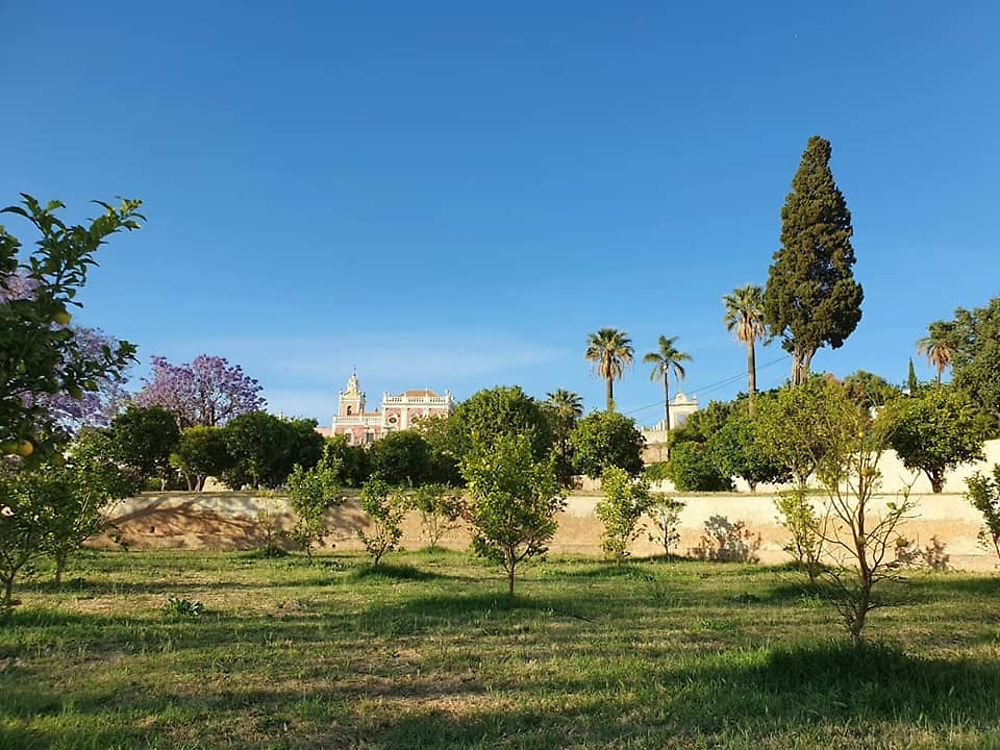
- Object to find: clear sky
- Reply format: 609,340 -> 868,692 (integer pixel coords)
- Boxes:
3,2 -> 998,426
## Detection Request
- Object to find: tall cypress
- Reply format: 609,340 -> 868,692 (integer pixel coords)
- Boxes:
907,358 -> 918,394
764,136 -> 863,385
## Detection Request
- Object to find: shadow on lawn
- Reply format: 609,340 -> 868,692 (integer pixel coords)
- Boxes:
371,642 -> 1000,748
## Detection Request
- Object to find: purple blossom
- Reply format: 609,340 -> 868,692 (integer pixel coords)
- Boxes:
32,327 -> 131,431
134,354 -> 265,428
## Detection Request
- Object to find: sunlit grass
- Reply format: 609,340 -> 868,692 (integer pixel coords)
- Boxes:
1,549 -> 999,749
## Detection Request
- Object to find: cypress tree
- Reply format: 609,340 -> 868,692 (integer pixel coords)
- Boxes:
907,357 -> 918,394
764,136 -> 864,385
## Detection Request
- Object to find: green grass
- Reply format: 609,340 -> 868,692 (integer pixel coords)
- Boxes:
2,550 -> 999,749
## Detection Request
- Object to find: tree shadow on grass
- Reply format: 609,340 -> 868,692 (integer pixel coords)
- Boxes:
349,563 -> 452,582
371,642 -> 1000,748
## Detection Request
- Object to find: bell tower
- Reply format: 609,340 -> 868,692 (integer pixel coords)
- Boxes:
338,370 -> 365,417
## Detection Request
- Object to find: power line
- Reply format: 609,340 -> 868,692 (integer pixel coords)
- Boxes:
620,354 -> 791,418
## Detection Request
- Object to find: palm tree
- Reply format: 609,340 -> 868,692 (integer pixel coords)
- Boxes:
585,328 -> 634,411
917,324 -> 954,385
545,389 -> 584,486
643,336 -> 692,440
723,284 -> 767,409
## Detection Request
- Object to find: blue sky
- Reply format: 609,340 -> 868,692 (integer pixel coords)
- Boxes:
3,2 -> 998,426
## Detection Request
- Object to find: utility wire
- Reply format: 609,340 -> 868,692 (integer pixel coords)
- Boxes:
620,353 -> 791,418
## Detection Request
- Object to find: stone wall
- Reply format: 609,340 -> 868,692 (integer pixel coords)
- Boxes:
95,489 -> 999,572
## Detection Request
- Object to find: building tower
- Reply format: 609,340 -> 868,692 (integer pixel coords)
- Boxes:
338,371 -> 365,417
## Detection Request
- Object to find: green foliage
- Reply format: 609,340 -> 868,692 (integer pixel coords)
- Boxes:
596,467 -> 650,562
322,434 -> 371,487
543,389 -> 584,487
358,477 -> 406,566
407,483 -> 464,548
586,328 -> 634,411
286,460 -> 343,559
755,378 -> 845,487
774,489 -> 825,582
886,385 -> 985,493
669,399 -> 734,448
964,465 -> 1000,561
932,297 -> 1000,421
163,596 -> 205,619
569,410 -> 645,479
0,195 -> 142,455
667,441 -> 733,492
369,430 -> 432,486
454,386 -> 552,460
907,358 -> 919,395
763,136 -> 863,384
222,413 -> 320,489
108,406 -> 180,485
415,413 -> 466,486
170,426 -> 232,491
643,462 -> 671,482
707,412 -> 790,491
841,370 -> 903,410
461,434 -> 564,594
646,495 -> 685,558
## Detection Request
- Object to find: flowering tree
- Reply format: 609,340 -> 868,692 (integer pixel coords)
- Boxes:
135,354 -> 264,428
34,327 -> 131,432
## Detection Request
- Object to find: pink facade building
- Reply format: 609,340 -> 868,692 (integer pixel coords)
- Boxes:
325,372 -> 455,445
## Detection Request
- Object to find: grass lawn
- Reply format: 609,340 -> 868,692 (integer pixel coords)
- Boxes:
2,549 -> 999,749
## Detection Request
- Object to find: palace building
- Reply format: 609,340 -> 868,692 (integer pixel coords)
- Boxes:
321,372 -> 455,445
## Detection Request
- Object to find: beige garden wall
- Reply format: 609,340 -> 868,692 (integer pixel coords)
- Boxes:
97,488 -> 999,572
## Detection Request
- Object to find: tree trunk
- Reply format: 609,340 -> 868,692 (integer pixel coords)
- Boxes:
927,470 -> 944,494
507,565 -> 516,596
747,338 -> 757,413
606,377 -> 614,412
664,377 -> 671,460
2,576 -> 12,607
54,553 -> 67,586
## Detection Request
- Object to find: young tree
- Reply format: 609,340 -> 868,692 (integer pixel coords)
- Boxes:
886,385 -> 985,493
774,489 -> 825,583
170,426 -> 233,491
369,430 -> 432,486
800,386 -> 916,649
596,467 -> 650,562
462,434 -> 564,595
107,406 -> 181,487
1,195 -> 142,458
723,285 -> 767,409
543,389 -> 584,487
0,466 -> 51,605
643,335 -> 692,448
964,465 -> 1000,562
763,136 -> 864,385
408,483 -> 464,549
585,328 -> 634,411
285,460 -> 343,560
646,495 -> 685,559
134,354 -> 265,428
358,477 -> 405,566
569,410 -> 645,479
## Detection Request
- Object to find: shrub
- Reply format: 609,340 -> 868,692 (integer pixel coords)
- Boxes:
965,465 -> 1000,561
163,597 -> 204,619
667,441 -> 732,492
774,489 -> 825,582
358,477 -> 406,566
570,410 -> 645,479
596,467 -> 650,562
461,434 -> 564,595
646,495 -> 685,559
407,483 -> 464,548
286,461 -> 342,559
